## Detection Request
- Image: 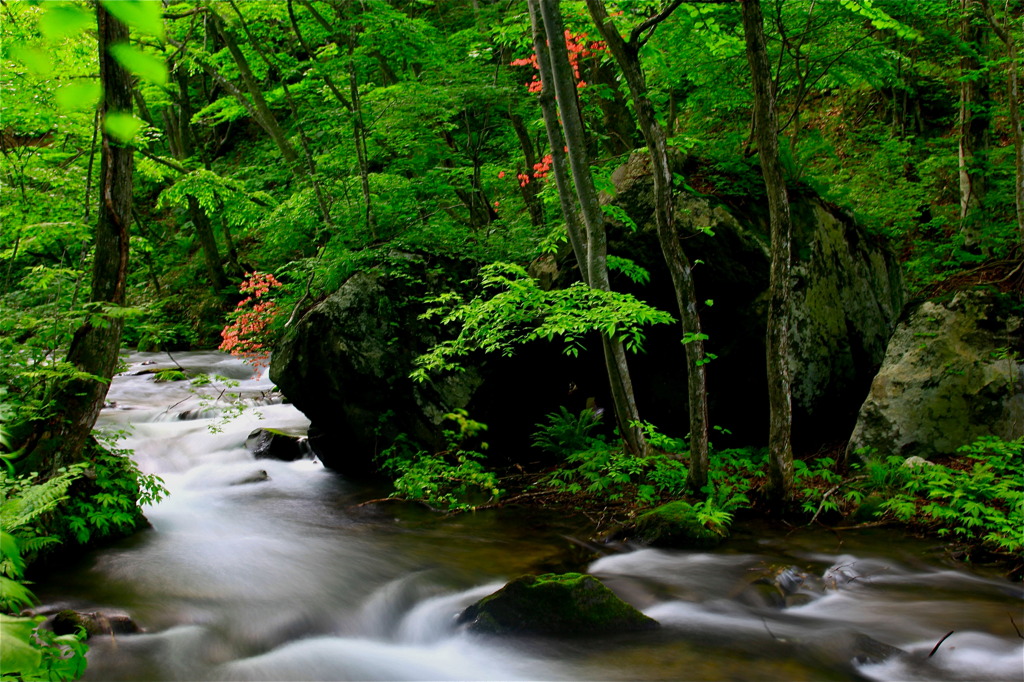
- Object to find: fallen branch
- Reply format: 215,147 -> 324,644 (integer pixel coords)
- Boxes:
928,630 -> 955,658
808,475 -> 868,526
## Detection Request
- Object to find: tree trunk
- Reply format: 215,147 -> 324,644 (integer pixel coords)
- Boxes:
533,0 -> 647,455
24,5 -> 133,474
958,0 -> 991,252
585,0 -> 710,492
529,2 -> 589,284
982,0 -> 1024,246
742,0 -> 794,502
187,195 -> 228,293
510,113 -> 545,227
207,11 -> 299,165
225,0 -> 334,230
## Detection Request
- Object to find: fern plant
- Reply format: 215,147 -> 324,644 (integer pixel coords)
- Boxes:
1,468 -> 89,681
532,407 -> 604,457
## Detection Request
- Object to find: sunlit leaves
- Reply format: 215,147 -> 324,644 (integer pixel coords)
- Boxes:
838,0 -> 923,41
9,47 -> 52,75
99,0 -> 165,41
103,111 -> 142,142
109,42 -> 168,86
38,4 -> 93,41
55,81 -> 102,111
412,263 -> 674,382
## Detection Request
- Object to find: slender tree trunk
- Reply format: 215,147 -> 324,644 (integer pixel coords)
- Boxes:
529,3 -> 589,284
187,195 -> 228,293
982,0 -> 1024,246
206,11 -> 299,165
510,113 -> 545,227
742,0 -> 794,502
350,49 -> 376,240
586,0 -> 710,491
958,0 -> 991,252
225,0 -> 334,230
167,55 -> 228,294
533,0 -> 647,455
296,0 -> 375,239
24,5 -> 133,474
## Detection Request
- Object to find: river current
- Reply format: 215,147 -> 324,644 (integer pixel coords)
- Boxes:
35,351 -> 1024,681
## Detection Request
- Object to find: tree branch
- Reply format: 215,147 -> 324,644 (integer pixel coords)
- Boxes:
631,0 -> 685,46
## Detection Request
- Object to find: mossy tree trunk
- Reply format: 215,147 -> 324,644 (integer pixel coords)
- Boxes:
23,5 -> 133,475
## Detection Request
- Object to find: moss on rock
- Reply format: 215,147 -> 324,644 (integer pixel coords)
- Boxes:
457,572 -> 658,636
629,500 -> 728,548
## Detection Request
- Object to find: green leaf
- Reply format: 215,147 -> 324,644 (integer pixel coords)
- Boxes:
10,46 -> 52,75
100,0 -> 165,40
109,42 -> 167,86
0,615 -> 43,678
104,111 -> 142,142
55,81 -> 103,112
38,4 -> 93,41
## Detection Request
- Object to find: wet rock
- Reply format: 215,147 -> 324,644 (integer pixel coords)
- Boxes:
458,572 -> 658,636
245,428 -> 308,462
229,469 -> 269,485
848,289 -> 1023,460
620,501 -> 728,549
47,609 -> 141,638
734,565 -> 825,609
850,633 -> 906,665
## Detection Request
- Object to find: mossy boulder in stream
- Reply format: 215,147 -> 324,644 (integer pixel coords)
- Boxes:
623,500 -> 728,549
457,573 -> 658,636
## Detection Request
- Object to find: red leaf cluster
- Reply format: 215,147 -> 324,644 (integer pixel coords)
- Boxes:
219,272 -> 284,373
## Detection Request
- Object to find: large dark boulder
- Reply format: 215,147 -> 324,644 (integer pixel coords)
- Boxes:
847,289 -> 1023,460
270,254 -> 576,476
604,153 -> 904,447
457,573 -> 658,636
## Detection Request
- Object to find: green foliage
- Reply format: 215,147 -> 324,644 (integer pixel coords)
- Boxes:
61,437 -> 166,546
793,456 -> 844,515
532,407 -> 604,458
0,469 -> 89,681
412,263 -> 674,380
379,410 -> 502,512
871,437 -> 1024,554
540,418 -> 690,506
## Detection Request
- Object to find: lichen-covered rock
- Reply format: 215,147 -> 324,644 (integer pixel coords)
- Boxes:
848,289 -> 1023,460
624,500 -> 727,549
457,573 -> 658,636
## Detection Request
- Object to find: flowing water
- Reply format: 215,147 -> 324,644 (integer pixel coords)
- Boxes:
34,352 -> 1024,681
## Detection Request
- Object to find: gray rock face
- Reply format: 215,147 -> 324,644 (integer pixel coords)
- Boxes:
607,152 -> 904,445
848,289 -> 1024,459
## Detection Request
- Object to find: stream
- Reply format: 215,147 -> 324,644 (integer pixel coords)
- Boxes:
35,351 -> 1024,681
